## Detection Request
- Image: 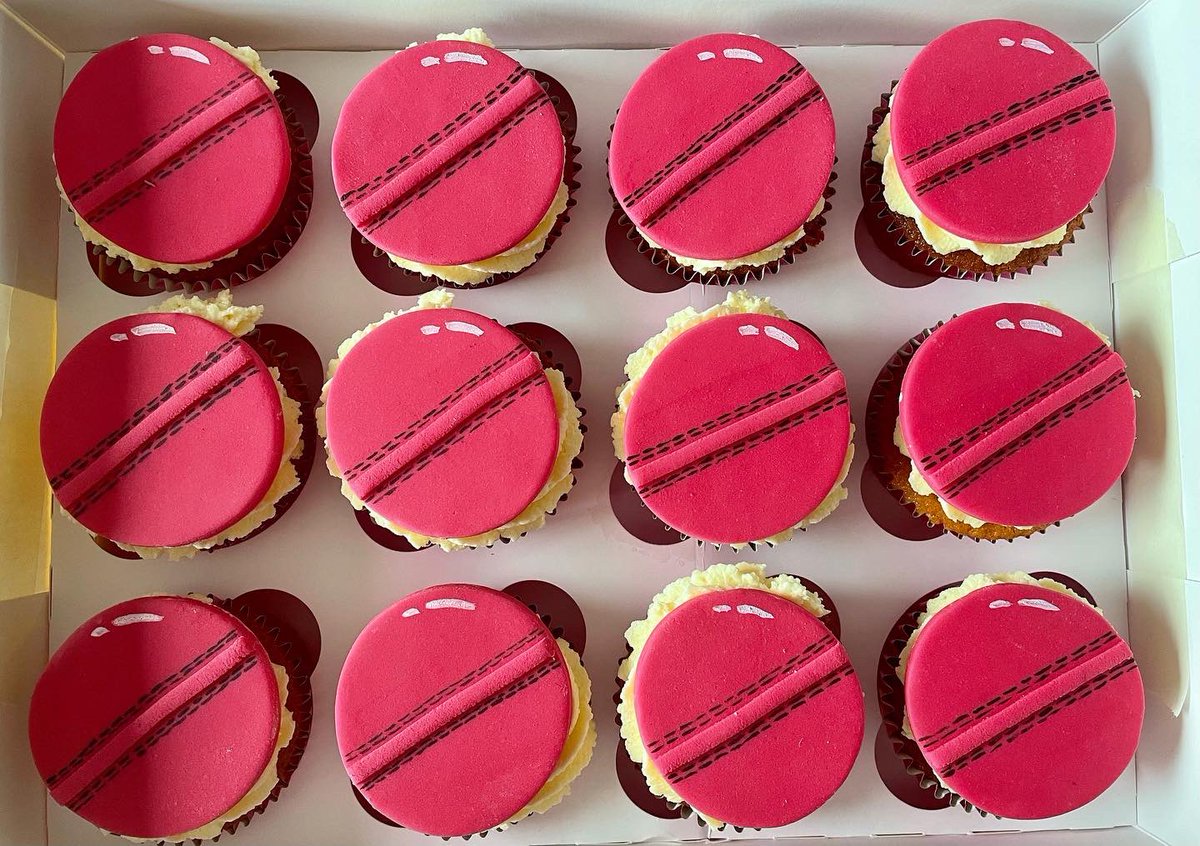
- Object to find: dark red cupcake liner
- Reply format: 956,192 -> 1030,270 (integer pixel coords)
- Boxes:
859,86 -> 1089,284
84,72 -> 316,297
351,69 -> 581,297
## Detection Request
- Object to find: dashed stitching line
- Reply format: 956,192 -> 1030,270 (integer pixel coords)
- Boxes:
344,629 -> 545,762
920,345 -> 1114,471
666,664 -> 854,781
900,71 -> 1101,166
914,98 -> 1114,195
941,371 -> 1128,498
939,659 -> 1138,778
359,657 -> 559,792
621,63 -> 809,207
917,631 -> 1119,746
339,68 -> 528,205
66,653 -> 260,811
49,337 -> 245,488
45,630 -> 239,788
637,393 -> 848,497
646,633 -> 837,753
626,364 -> 839,468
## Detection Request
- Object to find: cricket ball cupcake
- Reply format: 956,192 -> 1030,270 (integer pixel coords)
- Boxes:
878,302 -> 1134,540
336,584 -> 596,836
333,29 -> 571,287
320,291 -> 582,550
609,33 -> 835,283
618,564 -> 863,828
29,594 -> 310,842
864,19 -> 1115,279
55,34 -> 311,285
613,290 -> 852,546
40,292 -> 304,559
882,573 -> 1143,818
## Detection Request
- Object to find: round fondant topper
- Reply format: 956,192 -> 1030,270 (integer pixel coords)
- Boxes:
29,595 -> 281,838
40,313 -> 285,548
333,40 -> 564,266
336,584 -> 572,836
54,34 -> 291,265
890,19 -> 1114,243
634,588 -> 863,827
324,308 -> 558,539
610,33 -> 835,260
905,583 -> 1143,818
624,313 -> 850,544
898,303 -> 1135,527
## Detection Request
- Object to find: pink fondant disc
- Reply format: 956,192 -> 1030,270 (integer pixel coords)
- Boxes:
323,307 -> 558,540
29,595 -> 281,838
610,33 -> 835,261
890,19 -> 1115,243
332,40 -> 564,265
634,588 -> 863,827
40,312 -> 285,548
898,303 -> 1135,527
54,34 -> 291,265
336,584 -> 572,836
623,313 -> 850,544
905,582 -> 1143,818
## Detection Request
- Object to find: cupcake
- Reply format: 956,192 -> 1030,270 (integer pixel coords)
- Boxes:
29,593 -> 311,842
881,573 -> 1143,818
39,291 -> 304,559
863,19 -> 1114,279
333,29 -> 571,287
319,291 -> 582,550
877,302 -> 1134,540
612,290 -> 852,546
336,583 -> 595,836
618,564 -> 863,828
55,34 -> 311,287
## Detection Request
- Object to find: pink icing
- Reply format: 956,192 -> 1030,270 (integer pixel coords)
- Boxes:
332,41 -> 564,265
610,33 -> 834,260
335,585 -> 572,836
39,313 -> 285,548
905,583 -> 1143,818
323,307 -> 558,539
54,34 -> 290,264
28,596 -> 280,838
890,19 -> 1115,243
898,303 -> 1135,526
634,588 -> 862,827
623,313 -> 850,544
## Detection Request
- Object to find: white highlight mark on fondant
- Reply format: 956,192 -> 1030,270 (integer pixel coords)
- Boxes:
736,604 -> 774,619
998,37 -> 1016,47
445,321 -> 484,336
113,613 -> 164,626
90,626 -> 109,637
168,45 -> 211,65
738,324 -> 760,336
713,604 -> 732,612
989,599 -> 1013,609
995,318 -> 1016,330
110,333 -> 129,342
697,51 -> 716,61
420,56 -> 440,67
1020,37 -> 1054,55
425,598 -> 476,611
402,607 -> 420,618
420,324 -> 440,335
444,51 -> 488,65
723,48 -> 763,63
764,325 -> 799,350
147,45 -> 165,55
1018,598 -> 1061,611
1019,318 -> 1063,337
130,322 -> 177,337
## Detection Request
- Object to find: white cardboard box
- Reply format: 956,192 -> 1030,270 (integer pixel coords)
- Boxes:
1,1 -> 1196,844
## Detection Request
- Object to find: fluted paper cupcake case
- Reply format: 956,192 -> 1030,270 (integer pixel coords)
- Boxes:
860,86 -> 1090,283
86,74 -> 316,297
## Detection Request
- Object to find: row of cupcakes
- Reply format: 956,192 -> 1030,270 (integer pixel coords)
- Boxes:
56,20 -> 1115,292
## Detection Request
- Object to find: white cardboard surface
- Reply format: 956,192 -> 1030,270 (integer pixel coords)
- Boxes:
48,44 -> 1135,845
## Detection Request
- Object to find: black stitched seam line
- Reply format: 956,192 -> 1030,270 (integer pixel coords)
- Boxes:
621,63 -> 809,207
919,344 -> 1113,471
359,657 -> 559,792
626,363 -> 840,469
344,628 -> 545,762
900,71 -> 1101,166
